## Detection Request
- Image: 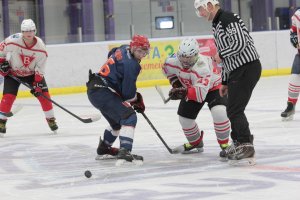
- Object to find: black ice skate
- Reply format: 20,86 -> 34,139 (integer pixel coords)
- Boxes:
95,137 -> 119,160
227,143 -> 256,166
115,148 -> 143,166
0,119 -> 7,136
172,141 -> 204,154
46,117 -> 58,133
281,102 -> 295,121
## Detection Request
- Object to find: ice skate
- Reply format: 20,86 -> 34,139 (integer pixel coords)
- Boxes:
219,143 -> 236,161
281,102 -> 295,121
172,141 -> 204,154
46,117 -> 58,133
0,119 -> 7,137
115,148 -> 143,166
95,137 -> 119,160
227,143 -> 256,166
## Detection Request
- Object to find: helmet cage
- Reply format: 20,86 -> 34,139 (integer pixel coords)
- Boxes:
177,38 -> 200,68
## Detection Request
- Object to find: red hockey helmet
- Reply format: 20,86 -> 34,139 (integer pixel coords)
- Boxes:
130,35 -> 150,50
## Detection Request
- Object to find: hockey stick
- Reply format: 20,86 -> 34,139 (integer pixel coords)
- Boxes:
154,85 -> 171,104
0,104 -> 23,117
8,74 -> 100,123
141,112 -> 173,154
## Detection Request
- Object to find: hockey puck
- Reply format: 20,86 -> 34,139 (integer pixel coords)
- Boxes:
84,170 -> 92,178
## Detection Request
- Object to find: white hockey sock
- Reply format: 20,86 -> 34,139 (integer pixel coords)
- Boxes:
288,74 -> 300,104
119,125 -> 135,151
211,105 -> 230,145
179,116 -> 202,146
44,109 -> 55,119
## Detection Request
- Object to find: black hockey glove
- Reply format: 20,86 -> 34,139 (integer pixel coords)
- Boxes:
169,87 -> 187,100
131,92 -> 145,113
31,81 -> 44,97
290,31 -> 298,48
0,60 -> 10,76
169,77 -> 183,88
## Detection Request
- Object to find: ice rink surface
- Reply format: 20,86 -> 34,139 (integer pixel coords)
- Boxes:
0,75 -> 299,200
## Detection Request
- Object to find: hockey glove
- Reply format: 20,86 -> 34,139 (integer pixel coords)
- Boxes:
0,59 -> 10,76
131,92 -> 145,113
31,81 -> 44,97
169,87 -> 187,100
169,77 -> 183,88
290,31 -> 298,48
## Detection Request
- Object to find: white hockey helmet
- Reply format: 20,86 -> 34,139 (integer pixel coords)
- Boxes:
21,19 -> 36,33
194,0 -> 219,9
194,0 -> 219,17
177,38 -> 200,68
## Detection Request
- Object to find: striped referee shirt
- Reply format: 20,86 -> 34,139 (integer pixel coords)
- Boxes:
212,9 -> 260,84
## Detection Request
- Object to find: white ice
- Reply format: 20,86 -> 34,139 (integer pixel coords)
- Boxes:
0,75 -> 299,200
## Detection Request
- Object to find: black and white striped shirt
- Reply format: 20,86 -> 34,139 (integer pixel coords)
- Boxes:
212,9 -> 260,84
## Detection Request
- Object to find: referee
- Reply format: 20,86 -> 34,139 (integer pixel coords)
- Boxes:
195,0 -> 261,165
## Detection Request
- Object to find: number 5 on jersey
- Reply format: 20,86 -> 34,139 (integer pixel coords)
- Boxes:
98,58 -> 114,77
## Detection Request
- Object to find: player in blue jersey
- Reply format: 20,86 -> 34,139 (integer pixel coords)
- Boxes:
87,35 -> 150,164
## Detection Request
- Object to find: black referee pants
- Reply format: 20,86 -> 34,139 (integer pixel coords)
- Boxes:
227,60 -> 261,143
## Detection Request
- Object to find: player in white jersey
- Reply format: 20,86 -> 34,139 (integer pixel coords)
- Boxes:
0,19 -> 58,135
162,38 -> 230,158
281,9 -> 300,121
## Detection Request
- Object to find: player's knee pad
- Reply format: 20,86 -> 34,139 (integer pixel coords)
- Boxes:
120,112 -> 137,127
210,105 -> 228,122
179,115 -> 195,128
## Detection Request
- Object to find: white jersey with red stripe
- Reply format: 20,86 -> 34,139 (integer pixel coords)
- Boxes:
162,53 -> 222,103
0,33 -> 47,78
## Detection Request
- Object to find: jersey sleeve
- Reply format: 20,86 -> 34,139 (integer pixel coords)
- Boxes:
122,61 -> 140,101
162,55 -> 180,85
34,38 -> 48,81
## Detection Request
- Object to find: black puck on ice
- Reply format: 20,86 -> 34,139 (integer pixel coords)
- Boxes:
84,170 -> 92,178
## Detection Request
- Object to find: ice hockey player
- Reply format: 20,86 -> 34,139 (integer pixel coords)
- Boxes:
0,19 -> 58,136
87,34 -> 150,165
281,9 -> 300,121
162,38 -> 230,158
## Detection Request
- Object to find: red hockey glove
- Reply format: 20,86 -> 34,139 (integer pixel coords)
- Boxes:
169,87 -> 187,100
31,81 -> 44,97
131,92 -> 145,113
0,58 -> 10,76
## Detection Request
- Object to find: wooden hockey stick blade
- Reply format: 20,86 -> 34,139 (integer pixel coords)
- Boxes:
79,114 -> 101,123
155,85 -> 170,104
0,104 -> 23,117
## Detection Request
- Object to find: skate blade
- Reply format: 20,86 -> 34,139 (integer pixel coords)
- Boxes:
172,145 -> 204,154
228,157 -> 256,166
50,130 -> 58,134
282,115 -> 294,121
181,147 -> 204,154
95,154 -> 117,160
219,157 -> 228,162
115,159 -> 143,167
